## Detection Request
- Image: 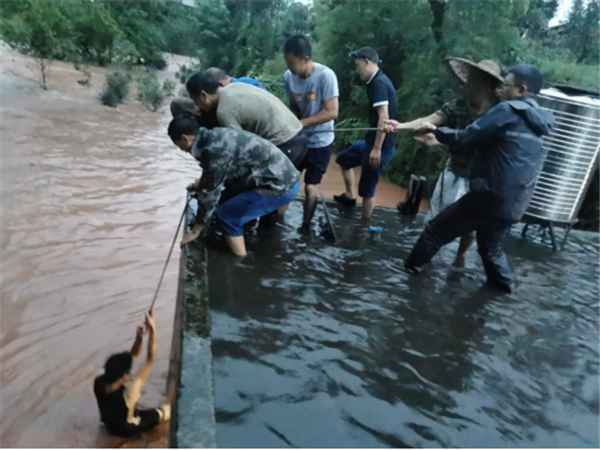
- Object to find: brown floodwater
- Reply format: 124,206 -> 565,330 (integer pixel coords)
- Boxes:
0,47 -> 409,447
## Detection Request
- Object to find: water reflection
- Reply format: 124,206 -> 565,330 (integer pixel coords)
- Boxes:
207,201 -> 599,448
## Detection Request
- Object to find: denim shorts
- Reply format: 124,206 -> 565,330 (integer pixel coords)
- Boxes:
335,140 -> 395,198
216,181 -> 300,236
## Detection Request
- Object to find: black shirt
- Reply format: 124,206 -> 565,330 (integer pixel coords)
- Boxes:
94,374 -> 162,437
365,69 -> 398,149
94,375 -> 129,431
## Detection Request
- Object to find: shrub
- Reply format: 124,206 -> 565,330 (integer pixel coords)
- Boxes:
162,79 -> 176,97
175,60 -> 202,84
137,71 -> 163,111
99,70 -> 130,107
145,53 -> 167,70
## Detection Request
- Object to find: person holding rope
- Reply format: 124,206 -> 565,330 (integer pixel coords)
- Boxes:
185,71 -> 307,170
93,308 -> 171,437
385,57 -> 502,268
333,47 -> 398,222
283,35 -> 340,232
389,64 -> 553,293
186,70 -> 307,228
168,116 -> 301,256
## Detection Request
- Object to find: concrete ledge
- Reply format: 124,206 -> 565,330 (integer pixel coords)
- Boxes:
169,198 -> 216,448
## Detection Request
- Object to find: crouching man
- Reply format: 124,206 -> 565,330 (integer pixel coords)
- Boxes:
168,116 -> 301,256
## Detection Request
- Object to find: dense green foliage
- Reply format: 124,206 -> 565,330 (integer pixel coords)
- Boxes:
0,0 -> 597,225
136,71 -> 177,111
137,71 -> 164,111
305,0 -> 599,186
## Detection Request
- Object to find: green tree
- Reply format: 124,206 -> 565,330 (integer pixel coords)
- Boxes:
99,0 -> 168,68
564,0 -> 600,64
62,0 -> 122,66
518,0 -> 559,39
0,0 -> 74,89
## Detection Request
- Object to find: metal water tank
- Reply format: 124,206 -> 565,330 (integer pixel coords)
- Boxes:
525,87 -> 600,225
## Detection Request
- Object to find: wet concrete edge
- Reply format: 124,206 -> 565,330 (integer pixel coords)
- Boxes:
168,198 -> 216,448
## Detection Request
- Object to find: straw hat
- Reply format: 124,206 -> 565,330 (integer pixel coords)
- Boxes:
446,57 -> 504,86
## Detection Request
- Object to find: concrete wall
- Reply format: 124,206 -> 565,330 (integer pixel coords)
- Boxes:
168,198 -> 216,447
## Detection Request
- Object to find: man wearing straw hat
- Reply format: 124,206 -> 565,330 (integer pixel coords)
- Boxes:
388,64 -> 553,293
385,57 -> 503,267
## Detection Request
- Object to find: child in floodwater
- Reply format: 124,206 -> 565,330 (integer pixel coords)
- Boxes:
93,308 -> 170,437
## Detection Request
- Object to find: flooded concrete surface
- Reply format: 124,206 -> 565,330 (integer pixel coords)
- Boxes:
206,201 -> 599,448
0,45 -> 409,447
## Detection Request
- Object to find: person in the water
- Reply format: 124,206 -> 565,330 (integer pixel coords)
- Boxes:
333,47 -> 398,222
283,34 -> 340,232
383,57 -> 502,268
168,116 -> 301,257
93,308 -> 170,437
388,64 -> 553,293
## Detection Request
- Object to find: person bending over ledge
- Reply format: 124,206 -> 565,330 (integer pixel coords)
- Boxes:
168,117 -> 301,257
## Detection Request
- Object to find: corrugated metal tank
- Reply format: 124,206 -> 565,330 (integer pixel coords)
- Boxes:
525,87 -> 600,224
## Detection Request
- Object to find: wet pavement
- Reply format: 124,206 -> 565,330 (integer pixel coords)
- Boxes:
206,201 -> 600,448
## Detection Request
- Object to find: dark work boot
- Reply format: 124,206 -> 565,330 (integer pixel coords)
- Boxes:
333,193 -> 357,208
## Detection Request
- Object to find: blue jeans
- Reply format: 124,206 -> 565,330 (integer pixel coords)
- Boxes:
216,182 -> 300,236
336,140 -> 395,198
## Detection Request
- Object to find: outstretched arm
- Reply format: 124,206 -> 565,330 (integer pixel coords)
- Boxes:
129,325 -> 144,359
433,103 -> 516,147
384,111 -> 445,133
125,308 -> 157,409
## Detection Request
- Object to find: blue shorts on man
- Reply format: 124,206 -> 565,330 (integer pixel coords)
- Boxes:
336,140 -> 395,198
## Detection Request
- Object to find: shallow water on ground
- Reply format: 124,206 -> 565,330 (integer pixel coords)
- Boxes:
207,201 -> 600,448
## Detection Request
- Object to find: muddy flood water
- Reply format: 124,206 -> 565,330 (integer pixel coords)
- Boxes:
207,201 -> 600,448
0,48 -> 407,447
0,50 -> 201,447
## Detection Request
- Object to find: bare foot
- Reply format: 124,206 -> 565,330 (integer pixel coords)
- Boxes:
160,403 -> 171,422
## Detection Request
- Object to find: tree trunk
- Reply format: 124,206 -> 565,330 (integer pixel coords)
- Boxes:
39,58 -> 48,90
429,0 -> 447,57
429,0 -> 446,43
577,39 -> 589,63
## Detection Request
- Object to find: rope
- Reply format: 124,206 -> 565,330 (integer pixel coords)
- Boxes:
306,127 -> 381,134
149,201 -> 189,310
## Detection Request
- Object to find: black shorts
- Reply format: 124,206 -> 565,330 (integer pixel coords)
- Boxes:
107,409 -> 161,437
297,145 -> 333,185
278,133 -> 308,169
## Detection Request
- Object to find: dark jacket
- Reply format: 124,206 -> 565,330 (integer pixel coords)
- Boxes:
434,97 -> 554,222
